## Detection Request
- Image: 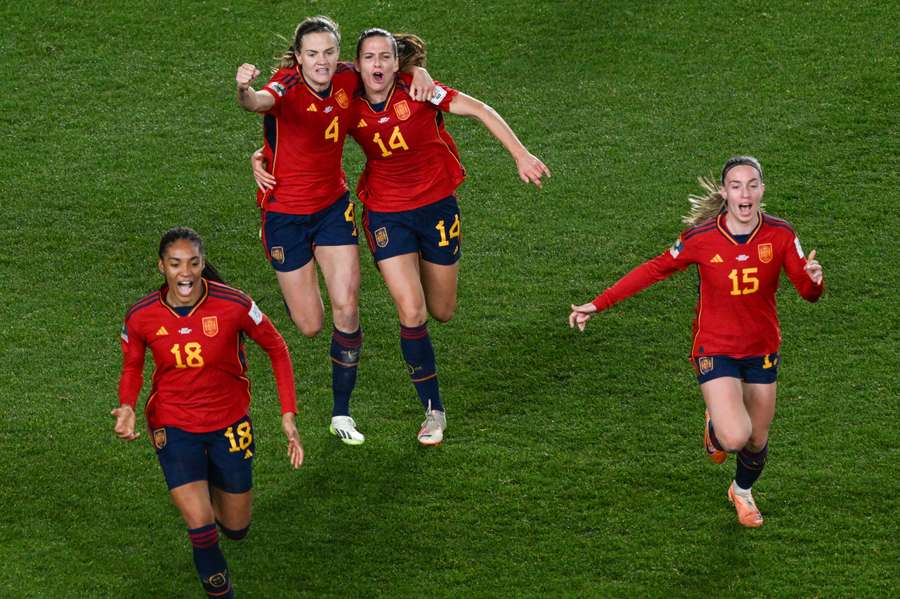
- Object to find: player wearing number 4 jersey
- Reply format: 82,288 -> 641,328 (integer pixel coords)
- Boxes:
350,30 -> 550,445
113,228 -> 303,599
570,157 -> 824,528
237,16 -> 434,446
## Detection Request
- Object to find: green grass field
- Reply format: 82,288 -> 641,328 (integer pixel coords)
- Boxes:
2,1 -> 898,596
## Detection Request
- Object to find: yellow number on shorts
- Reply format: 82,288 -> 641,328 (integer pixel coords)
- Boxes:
325,116 -> 339,143
224,421 -> 253,453
170,342 -> 204,369
728,267 -> 759,296
344,201 -> 358,237
373,126 -> 409,157
435,214 -> 461,247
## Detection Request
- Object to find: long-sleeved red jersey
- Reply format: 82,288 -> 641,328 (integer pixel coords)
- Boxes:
118,280 -> 297,432
592,211 -> 823,358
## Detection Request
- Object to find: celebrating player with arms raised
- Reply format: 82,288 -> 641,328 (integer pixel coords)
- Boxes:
569,157 -> 823,528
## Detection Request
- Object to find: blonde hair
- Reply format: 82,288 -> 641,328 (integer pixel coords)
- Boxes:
682,176 -> 725,226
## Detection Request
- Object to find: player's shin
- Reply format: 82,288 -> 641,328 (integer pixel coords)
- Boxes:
735,443 -> 769,491
331,327 -> 362,416
187,524 -> 234,598
399,323 -> 443,412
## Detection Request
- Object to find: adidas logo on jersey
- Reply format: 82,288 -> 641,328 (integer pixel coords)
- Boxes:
357,119 -> 367,128
156,326 -> 169,336
307,103 -> 317,112
710,254 -> 724,263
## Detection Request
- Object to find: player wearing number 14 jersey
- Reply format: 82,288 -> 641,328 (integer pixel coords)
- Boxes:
348,30 -> 551,445
113,228 -> 303,599
569,157 -> 824,529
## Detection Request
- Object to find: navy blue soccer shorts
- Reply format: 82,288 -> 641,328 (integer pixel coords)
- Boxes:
153,415 -> 255,493
261,192 -> 358,272
693,353 -> 781,385
362,195 -> 461,265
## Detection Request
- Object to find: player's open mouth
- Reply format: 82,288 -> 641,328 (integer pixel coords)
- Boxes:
738,203 -> 753,217
176,280 -> 194,296
372,70 -> 384,83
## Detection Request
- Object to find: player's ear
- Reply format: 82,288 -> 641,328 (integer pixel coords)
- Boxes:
158,259 -> 165,275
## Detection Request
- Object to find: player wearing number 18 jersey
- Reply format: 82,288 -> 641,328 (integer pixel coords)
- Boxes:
112,228 -> 303,599
570,157 -> 824,528
349,30 -> 551,445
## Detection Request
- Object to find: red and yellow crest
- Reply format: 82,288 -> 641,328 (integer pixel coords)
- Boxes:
335,88 -> 349,109
757,243 -> 774,264
393,100 -> 411,121
698,357 -> 714,375
374,227 -> 389,248
152,428 -> 167,450
270,246 -> 285,264
202,316 -> 219,337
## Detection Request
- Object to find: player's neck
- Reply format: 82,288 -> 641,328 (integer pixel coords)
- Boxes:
724,211 -> 759,235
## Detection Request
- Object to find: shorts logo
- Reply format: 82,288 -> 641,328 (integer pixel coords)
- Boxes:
698,357 -> 714,375
202,316 -> 219,337
335,88 -> 349,109
270,246 -> 285,264
394,100 -> 411,121
374,227 -> 389,248
152,428 -> 167,450
758,243 -> 773,263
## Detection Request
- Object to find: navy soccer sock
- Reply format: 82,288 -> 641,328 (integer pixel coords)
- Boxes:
708,419 -> 725,452
735,443 -> 769,489
331,327 -> 362,417
188,524 -> 234,598
399,323 -> 444,412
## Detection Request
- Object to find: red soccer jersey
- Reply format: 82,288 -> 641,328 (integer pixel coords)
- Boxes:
118,280 -> 297,432
591,212 -> 824,358
257,63 -> 359,215
349,74 -> 465,212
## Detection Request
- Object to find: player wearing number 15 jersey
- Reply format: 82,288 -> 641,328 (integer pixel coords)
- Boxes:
348,30 -> 551,445
570,157 -> 824,529
112,228 -> 303,599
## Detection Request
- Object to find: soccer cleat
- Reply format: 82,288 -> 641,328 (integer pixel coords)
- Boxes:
704,410 -> 727,464
417,406 -> 446,446
329,416 -> 365,445
728,484 -> 764,528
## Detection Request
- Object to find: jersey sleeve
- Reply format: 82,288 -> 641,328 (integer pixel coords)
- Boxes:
259,68 -> 296,115
591,237 -> 692,312
428,80 -> 459,112
782,232 -> 824,302
241,300 -> 298,415
118,318 -> 146,408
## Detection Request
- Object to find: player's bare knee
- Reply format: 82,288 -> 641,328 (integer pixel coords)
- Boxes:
397,305 -> 428,327
429,304 -> 455,323
331,303 -> 359,331
293,317 -> 323,338
717,429 -> 751,453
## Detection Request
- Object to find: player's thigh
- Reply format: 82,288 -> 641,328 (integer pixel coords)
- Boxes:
416,196 -> 461,267
210,487 -> 253,531
206,416 -> 255,512
169,481 -> 217,529
419,259 -> 459,323
377,253 -> 428,326
275,261 -> 324,336
314,244 -> 361,329
742,382 -> 777,449
700,375 -> 751,451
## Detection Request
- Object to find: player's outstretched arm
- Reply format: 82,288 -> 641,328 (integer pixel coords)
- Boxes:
448,92 -> 551,188
111,405 -> 140,441
251,148 -> 276,191
407,66 -> 435,102
281,412 -> 304,469
569,302 -> 598,332
236,63 -> 275,113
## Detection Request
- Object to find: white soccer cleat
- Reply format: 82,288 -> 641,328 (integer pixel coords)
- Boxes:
417,407 -> 446,446
329,416 -> 365,445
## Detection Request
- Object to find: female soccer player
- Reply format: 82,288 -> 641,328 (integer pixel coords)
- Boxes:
569,156 -> 824,527
112,227 -> 303,598
235,16 -> 433,445
348,29 -> 550,445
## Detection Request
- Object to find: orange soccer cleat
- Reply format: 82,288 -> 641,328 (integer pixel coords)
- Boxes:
704,410 -> 727,464
728,484 -> 764,528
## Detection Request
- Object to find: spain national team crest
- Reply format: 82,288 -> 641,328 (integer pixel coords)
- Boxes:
393,100 -> 411,121
270,246 -> 285,264
698,356 -> 714,375
152,428 -> 167,450
335,88 -> 349,109
202,316 -> 219,337
757,243 -> 774,264
374,227 -> 389,248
